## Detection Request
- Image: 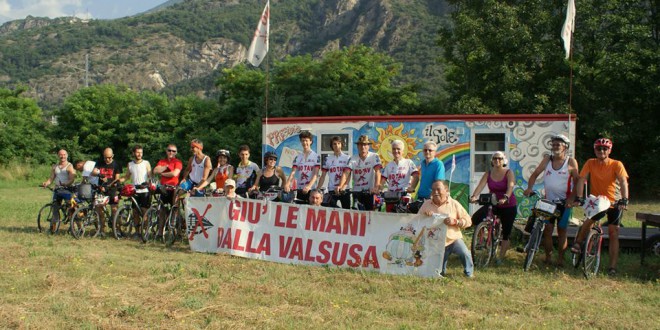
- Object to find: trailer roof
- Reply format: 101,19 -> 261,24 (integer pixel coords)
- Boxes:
262,114 -> 576,124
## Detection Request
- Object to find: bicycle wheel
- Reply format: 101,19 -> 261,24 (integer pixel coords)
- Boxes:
37,203 -> 62,233
582,230 -> 601,279
491,221 -> 502,260
471,222 -> 492,268
70,206 -> 101,239
164,208 -> 179,246
112,206 -> 134,240
142,207 -> 159,243
523,220 -> 543,272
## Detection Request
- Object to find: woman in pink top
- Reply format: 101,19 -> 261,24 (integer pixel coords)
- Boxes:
469,151 -> 517,264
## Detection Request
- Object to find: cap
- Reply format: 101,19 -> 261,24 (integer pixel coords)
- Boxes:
224,179 -> 236,188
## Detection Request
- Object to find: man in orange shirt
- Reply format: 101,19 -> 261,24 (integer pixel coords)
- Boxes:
571,138 -> 629,276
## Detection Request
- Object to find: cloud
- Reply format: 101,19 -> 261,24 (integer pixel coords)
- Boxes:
1,0 -> 86,20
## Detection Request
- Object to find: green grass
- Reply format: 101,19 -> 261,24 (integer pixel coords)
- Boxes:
0,179 -> 658,328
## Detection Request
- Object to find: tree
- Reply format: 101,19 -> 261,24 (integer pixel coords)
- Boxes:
439,0 -> 570,115
0,87 -> 52,163
439,0 -> 659,197
56,84 -> 170,162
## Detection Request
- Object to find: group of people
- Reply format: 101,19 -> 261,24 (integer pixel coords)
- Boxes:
42,133 -> 629,277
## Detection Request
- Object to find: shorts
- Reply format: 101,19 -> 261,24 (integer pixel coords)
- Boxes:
296,189 -> 310,205
544,205 -> 572,229
324,192 -> 351,209
591,207 -> 623,226
135,192 -> 151,208
104,187 -> 119,205
160,189 -> 175,205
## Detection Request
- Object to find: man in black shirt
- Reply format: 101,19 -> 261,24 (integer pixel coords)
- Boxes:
95,147 -> 123,237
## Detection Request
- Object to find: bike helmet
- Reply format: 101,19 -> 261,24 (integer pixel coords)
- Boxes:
264,151 -> 278,160
550,134 -> 570,147
593,138 -> 613,149
215,149 -> 231,160
121,184 -> 136,197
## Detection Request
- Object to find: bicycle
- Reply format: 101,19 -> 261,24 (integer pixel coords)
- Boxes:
350,190 -> 382,211
523,194 -> 564,272
381,191 -> 423,214
164,185 -> 190,247
571,195 -> 614,279
142,184 -> 175,243
249,185 -> 284,202
37,186 -> 78,234
470,193 -> 502,268
69,183 -> 108,239
112,183 -> 154,240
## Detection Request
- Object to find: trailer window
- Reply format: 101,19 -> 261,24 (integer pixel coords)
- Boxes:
474,133 -> 506,173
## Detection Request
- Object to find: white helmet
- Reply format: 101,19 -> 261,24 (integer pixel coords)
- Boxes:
551,134 -> 570,147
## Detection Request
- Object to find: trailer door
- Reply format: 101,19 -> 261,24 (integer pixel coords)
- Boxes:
469,131 -> 508,214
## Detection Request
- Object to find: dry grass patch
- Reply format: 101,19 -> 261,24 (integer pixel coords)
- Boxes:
0,185 -> 658,328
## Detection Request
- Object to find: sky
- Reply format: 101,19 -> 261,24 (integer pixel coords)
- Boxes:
0,0 -> 166,23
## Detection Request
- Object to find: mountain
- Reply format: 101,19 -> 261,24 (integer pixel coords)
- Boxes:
0,0 -> 449,108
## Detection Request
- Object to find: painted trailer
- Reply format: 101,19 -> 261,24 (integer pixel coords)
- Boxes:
261,114 -> 576,216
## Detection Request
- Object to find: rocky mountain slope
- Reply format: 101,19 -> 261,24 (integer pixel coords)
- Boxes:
0,0 -> 448,107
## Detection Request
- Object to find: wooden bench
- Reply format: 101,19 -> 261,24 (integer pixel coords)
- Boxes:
636,212 -> 660,265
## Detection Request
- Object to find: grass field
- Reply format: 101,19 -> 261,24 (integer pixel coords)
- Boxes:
0,175 -> 658,328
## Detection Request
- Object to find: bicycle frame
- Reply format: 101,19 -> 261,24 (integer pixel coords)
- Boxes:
471,194 -> 502,268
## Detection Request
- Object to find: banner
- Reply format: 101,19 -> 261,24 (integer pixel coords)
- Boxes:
186,198 -> 448,278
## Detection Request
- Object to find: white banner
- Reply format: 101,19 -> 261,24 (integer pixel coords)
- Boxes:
186,198 -> 447,277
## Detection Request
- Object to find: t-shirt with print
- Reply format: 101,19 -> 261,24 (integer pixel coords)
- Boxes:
292,151 -> 320,189
95,160 -> 122,183
346,152 -> 382,192
235,161 -> 260,189
381,159 -> 418,192
322,152 -> 349,190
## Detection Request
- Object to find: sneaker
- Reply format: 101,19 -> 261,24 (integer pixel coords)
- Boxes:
607,268 -> 617,276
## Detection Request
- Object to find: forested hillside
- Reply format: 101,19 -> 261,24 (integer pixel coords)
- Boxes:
0,0 -> 447,107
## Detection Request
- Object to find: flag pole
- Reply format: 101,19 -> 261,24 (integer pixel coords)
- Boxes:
263,45 -> 270,168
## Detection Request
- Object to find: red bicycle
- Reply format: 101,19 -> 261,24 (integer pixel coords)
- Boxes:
471,193 -> 502,268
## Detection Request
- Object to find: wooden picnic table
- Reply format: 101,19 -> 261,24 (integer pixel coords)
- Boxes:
636,212 -> 660,265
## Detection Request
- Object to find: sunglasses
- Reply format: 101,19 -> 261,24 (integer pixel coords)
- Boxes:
167,149 -> 177,153
492,157 -> 504,160
595,147 -> 609,151
423,149 -> 435,152
104,156 -> 113,160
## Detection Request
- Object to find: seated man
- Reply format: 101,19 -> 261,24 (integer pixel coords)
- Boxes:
418,180 -> 473,278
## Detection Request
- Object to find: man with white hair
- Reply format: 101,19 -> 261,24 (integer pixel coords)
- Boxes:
381,139 -> 419,212
524,134 -> 579,267
417,140 -> 445,200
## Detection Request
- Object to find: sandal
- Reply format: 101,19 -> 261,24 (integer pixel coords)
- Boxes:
570,242 -> 581,254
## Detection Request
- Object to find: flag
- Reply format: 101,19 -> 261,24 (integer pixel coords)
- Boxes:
247,0 -> 270,67
561,0 -> 576,59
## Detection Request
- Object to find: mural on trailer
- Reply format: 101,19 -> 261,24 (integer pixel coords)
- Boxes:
262,118 -> 573,218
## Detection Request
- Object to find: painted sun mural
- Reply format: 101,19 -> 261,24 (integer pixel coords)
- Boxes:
372,124 -> 422,165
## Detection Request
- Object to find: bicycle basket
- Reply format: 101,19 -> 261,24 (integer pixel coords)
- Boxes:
280,191 -> 296,203
582,194 -> 611,220
77,183 -> 93,200
95,194 -> 109,206
478,193 -> 496,206
533,199 -> 557,218
121,184 -> 136,197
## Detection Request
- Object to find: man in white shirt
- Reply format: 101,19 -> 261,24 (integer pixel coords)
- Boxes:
338,135 -> 382,211
285,131 -> 320,204
318,136 -> 351,208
